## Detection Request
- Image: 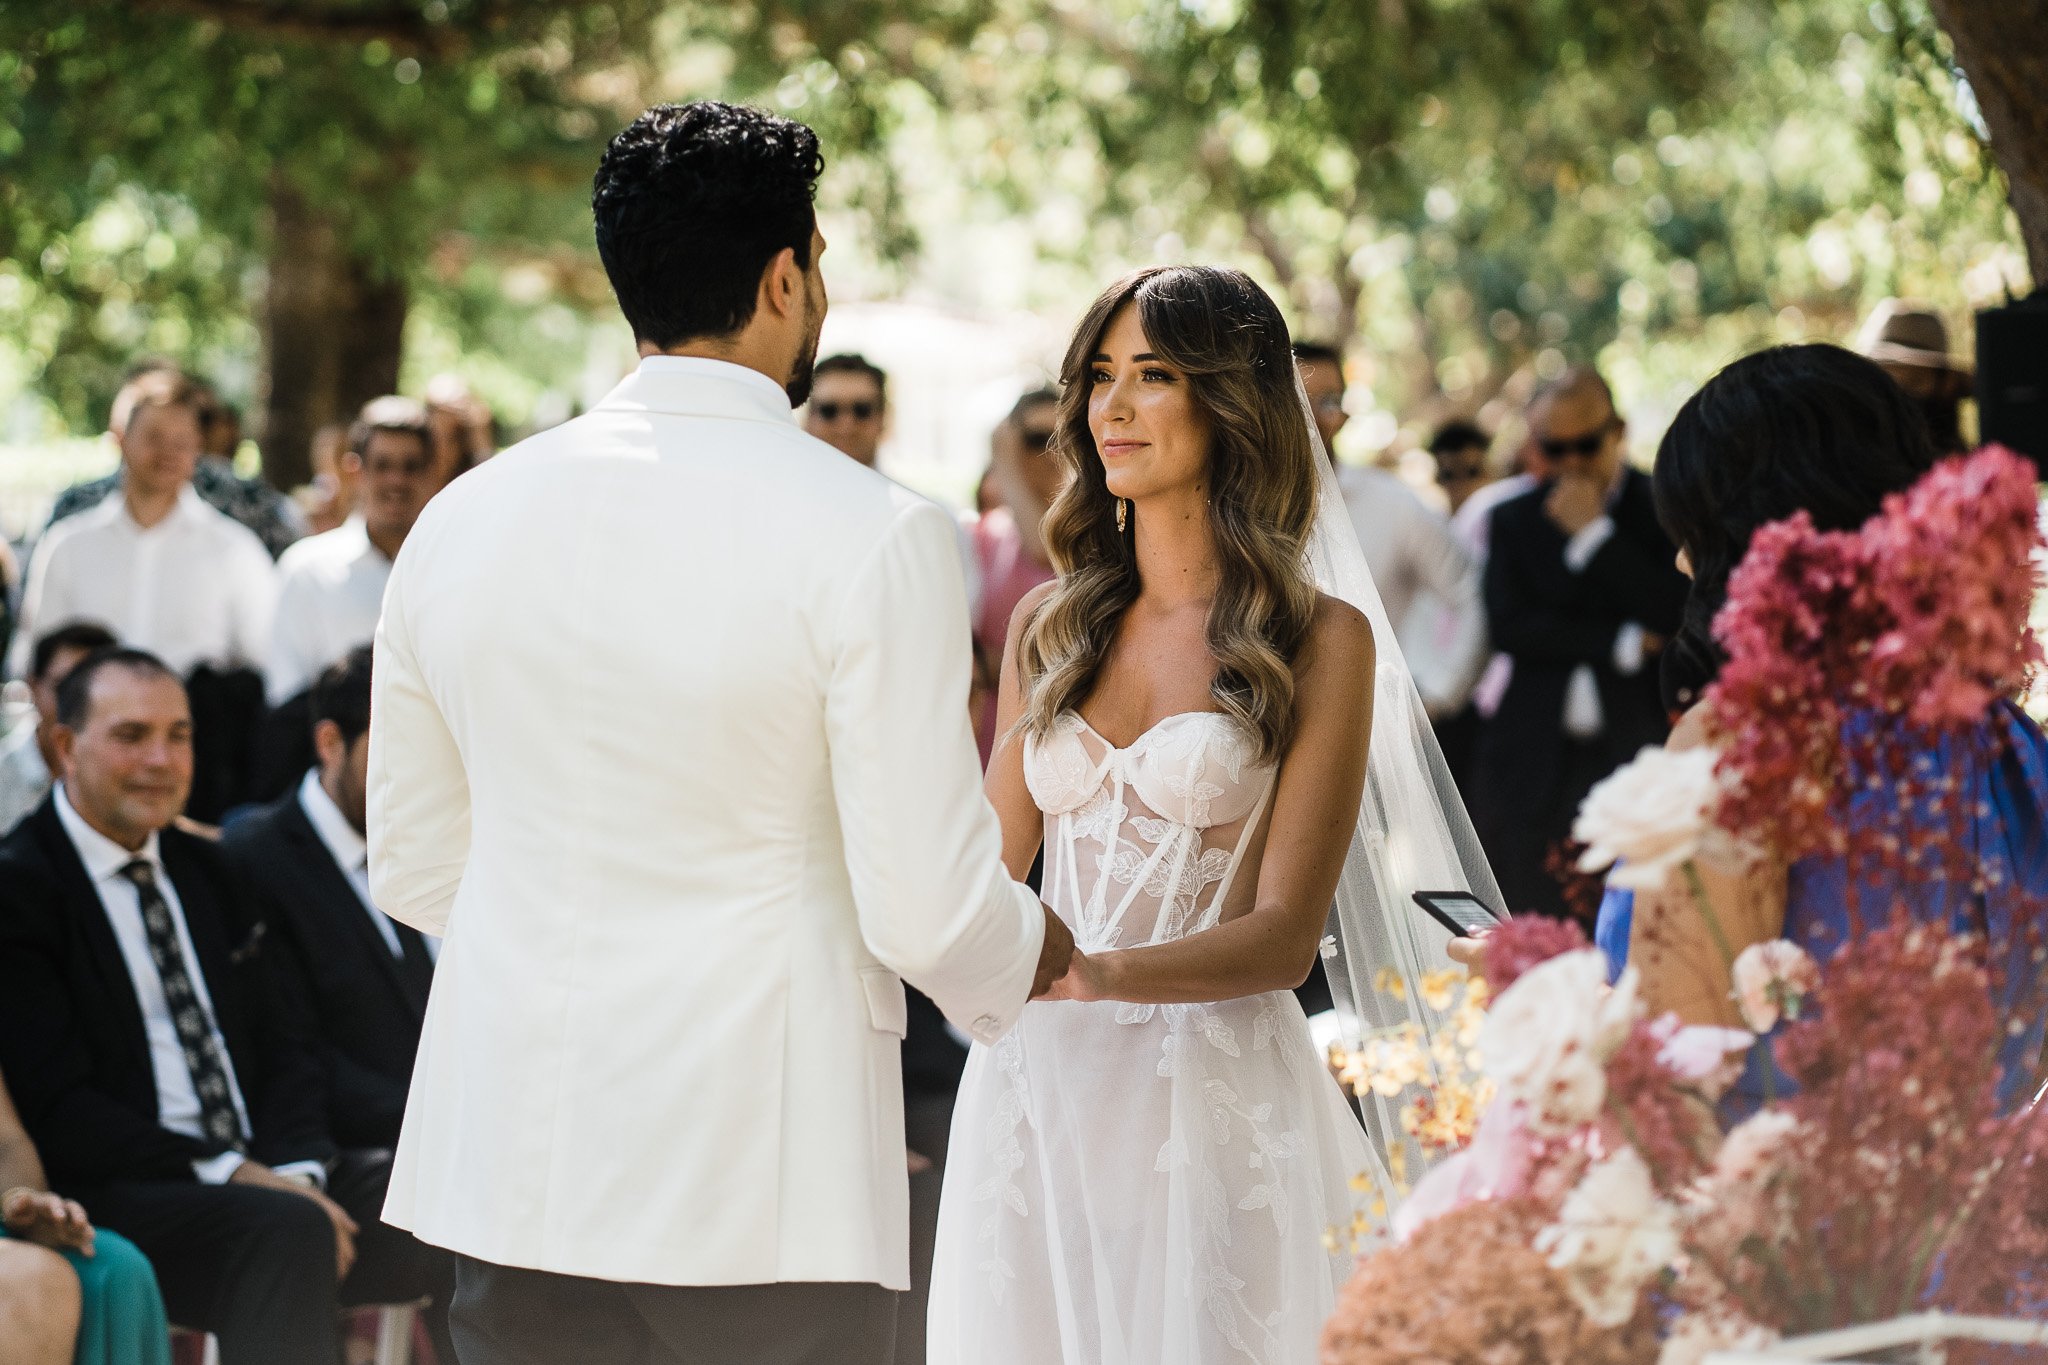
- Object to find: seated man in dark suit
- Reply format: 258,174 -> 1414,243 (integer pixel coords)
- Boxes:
1470,367 -> 1690,920
0,647 -> 451,1365
222,647 -> 434,1151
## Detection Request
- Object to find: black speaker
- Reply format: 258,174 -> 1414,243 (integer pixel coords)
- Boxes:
1977,291 -> 2048,474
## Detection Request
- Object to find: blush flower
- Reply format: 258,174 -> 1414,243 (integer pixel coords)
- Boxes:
1654,1022 -> 1756,1102
1730,940 -> 1821,1033
1573,744 -> 1737,891
1535,1147 -> 1680,1327
1481,950 -> 1639,1133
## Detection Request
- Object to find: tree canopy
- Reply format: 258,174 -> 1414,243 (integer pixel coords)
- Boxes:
0,0 -> 2034,479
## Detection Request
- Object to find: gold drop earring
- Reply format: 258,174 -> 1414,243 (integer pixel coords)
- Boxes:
1116,498 -> 1129,534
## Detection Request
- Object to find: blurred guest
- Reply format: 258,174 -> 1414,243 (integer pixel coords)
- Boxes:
1856,298 -> 1973,455
292,423 -> 355,538
0,622 -> 118,836
1469,367 -> 1688,919
0,648 -> 453,1364
45,375 -> 306,561
975,464 -> 1004,517
1413,420 -> 1498,782
1295,344 -> 1483,719
972,388 -> 1064,763
12,372 -> 276,684
802,353 -> 888,468
0,538 -> 18,685
803,354 -> 982,621
424,373 -> 496,488
225,649 -> 434,1152
1427,419 -> 1494,516
1482,366 -> 1687,916
2,1067 -> 171,1365
266,398 -> 436,706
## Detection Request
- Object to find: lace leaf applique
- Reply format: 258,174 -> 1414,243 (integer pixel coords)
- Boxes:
1071,790 -> 1129,846
1130,814 -> 1178,846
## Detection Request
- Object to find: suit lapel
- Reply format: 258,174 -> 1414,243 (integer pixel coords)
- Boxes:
27,802 -> 153,1080
278,800 -> 424,1021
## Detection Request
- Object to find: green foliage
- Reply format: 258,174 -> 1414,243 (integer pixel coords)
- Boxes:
0,0 -> 2031,450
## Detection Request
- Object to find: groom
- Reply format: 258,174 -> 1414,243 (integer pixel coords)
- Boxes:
367,102 -> 1072,1364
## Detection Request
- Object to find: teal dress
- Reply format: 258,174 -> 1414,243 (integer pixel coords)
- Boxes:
0,1225 -> 171,1365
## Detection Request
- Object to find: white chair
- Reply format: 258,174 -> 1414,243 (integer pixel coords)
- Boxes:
177,1301 -> 422,1365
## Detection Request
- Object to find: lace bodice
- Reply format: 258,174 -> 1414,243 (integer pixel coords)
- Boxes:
1023,710 -> 1277,953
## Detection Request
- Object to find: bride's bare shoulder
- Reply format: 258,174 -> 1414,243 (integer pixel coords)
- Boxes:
1297,594 -> 1375,695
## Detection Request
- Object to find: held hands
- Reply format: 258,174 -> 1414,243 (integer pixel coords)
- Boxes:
231,1160 -> 359,1279
0,1187 -> 95,1255
1031,904 -> 1076,999
1037,949 -> 1111,1003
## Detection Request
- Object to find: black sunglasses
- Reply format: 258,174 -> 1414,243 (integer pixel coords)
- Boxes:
1537,419 -> 1618,461
814,401 -> 877,422
1019,427 -> 1055,452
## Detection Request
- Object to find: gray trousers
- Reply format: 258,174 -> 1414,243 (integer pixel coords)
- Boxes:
450,1255 -> 898,1365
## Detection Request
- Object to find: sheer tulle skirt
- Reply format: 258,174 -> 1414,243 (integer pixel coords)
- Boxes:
928,989 -> 1374,1365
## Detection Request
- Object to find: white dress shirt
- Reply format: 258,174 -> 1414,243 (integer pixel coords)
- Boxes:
266,517 -> 395,703
13,488 -> 277,680
297,768 -> 435,961
1337,464 -> 1487,717
0,724 -> 51,836
52,785 -> 258,1183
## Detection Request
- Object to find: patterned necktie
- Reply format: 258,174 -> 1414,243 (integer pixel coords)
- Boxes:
118,859 -> 247,1155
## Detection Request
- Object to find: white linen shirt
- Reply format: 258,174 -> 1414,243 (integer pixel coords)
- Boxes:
266,518 -> 395,703
51,785 -> 257,1183
13,488 -> 276,680
1337,464 -> 1487,716
0,724 -> 51,837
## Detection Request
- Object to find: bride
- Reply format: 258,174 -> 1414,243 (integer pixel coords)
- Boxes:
928,265 -> 1497,1364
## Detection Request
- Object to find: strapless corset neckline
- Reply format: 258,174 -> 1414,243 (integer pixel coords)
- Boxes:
1023,708 -> 1274,833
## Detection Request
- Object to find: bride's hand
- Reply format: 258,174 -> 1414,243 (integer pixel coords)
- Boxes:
1041,949 -> 1112,1003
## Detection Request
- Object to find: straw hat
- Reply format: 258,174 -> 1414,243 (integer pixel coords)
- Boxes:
1855,298 -> 1973,378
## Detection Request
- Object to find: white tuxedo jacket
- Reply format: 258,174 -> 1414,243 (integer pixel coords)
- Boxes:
368,356 -> 1044,1289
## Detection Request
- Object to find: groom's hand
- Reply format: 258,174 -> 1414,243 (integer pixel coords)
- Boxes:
1031,904 -> 1075,998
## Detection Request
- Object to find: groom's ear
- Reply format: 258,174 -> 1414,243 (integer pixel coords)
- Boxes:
759,246 -> 804,321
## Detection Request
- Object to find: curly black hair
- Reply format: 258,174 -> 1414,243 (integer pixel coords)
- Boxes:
592,102 -> 824,348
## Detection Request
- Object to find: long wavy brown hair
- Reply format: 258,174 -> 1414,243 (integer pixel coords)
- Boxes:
1017,265 -> 1324,764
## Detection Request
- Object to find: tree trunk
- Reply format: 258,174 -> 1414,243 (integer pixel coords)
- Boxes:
1927,1 -> 2048,286
259,181 -> 407,491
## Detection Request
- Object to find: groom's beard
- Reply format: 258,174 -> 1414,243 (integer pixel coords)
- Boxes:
783,283 -> 825,408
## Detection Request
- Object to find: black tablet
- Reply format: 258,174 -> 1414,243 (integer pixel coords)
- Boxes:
1411,889 -> 1504,938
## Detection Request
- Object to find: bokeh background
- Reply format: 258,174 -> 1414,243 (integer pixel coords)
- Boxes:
2,0 -> 2041,524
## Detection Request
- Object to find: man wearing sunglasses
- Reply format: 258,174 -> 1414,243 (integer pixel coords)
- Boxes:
1468,366 -> 1689,922
804,353 -> 890,468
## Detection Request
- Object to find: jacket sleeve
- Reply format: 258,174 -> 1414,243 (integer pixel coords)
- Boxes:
826,500 -> 1045,1044
367,545 -> 472,937
0,862 -> 205,1184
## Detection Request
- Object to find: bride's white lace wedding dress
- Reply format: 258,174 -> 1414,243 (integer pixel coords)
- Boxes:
928,709 -> 1377,1365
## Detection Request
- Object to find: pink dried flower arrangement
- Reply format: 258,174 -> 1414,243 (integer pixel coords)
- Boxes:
1319,1198 -> 1660,1365
1478,914 -> 1591,993
1707,446 -> 2044,863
